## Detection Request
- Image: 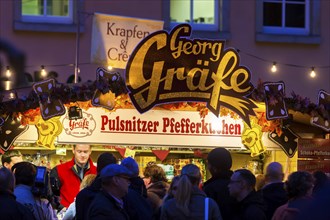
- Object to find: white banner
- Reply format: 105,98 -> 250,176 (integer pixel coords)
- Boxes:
57,108 -> 245,149
91,13 -> 164,69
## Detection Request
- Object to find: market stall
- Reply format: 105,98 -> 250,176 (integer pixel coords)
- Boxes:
1,18 -> 329,177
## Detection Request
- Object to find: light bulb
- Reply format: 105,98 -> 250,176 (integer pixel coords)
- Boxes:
107,65 -> 113,70
41,65 -> 47,77
9,92 -> 16,99
310,67 -> 316,78
5,66 -> 11,77
5,80 -> 11,90
271,62 -> 277,73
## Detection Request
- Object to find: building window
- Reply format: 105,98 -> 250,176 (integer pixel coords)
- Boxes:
256,0 -> 321,44
163,0 -> 230,39
170,0 -> 218,31
21,0 -> 73,24
14,0 -> 80,33
263,0 -> 309,35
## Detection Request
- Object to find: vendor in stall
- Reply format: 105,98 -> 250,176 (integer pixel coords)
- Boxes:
50,144 -> 97,208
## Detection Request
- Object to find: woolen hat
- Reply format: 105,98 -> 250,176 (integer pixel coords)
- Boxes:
121,157 -> 139,177
100,164 -> 133,178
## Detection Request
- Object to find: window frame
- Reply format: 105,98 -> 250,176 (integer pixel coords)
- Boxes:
14,0 -> 82,33
162,0 -> 231,40
262,0 -> 310,35
21,0 -> 74,24
168,0 -> 220,32
256,0 -> 320,44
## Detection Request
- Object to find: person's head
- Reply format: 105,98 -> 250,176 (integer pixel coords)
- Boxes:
166,175 -> 180,199
285,171 -> 314,199
11,162 -> 36,187
228,169 -> 256,201
80,174 -> 97,190
96,152 -> 117,174
143,163 -> 167,186
73,144 -> 92,167
0,167 -> 15,193
100,164 -> 133,198
1,150 -> 23,170
207,147 -> 232,176
174,164 -> 202,215
265,162 -> 284,183
312,170 -> 329,193
121,157 -> 139,177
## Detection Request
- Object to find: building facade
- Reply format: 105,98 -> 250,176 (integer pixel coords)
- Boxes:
0,0 -> 329,103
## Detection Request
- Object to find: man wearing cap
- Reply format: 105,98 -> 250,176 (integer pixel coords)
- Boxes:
50,144 -> 97,208
121,157 -> 153,220
87,163 -> 133,220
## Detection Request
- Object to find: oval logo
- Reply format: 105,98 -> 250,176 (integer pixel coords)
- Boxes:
62,111 -> 96,137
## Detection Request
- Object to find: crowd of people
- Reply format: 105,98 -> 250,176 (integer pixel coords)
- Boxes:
1,146 -> 330,220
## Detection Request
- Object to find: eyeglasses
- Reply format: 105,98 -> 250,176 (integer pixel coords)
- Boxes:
229,180 -> 242,184
117,175 -> 131,182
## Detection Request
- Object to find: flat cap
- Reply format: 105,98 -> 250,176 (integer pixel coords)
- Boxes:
100,164 -> 133,178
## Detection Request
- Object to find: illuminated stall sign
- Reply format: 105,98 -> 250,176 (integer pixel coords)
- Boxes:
298,138 -> 330,174
57,108 -> 245,149
126,24 -> 257,126
298,138 -> 330,159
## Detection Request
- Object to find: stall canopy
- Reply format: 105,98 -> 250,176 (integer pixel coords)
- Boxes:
0,22 -> 329,157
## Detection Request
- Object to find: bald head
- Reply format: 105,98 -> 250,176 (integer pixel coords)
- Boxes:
265,162 -> 284,183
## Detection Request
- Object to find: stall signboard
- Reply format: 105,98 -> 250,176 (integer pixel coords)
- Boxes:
126,24 -> 257,127
298,160 -> 330,174
91,13 -> 164,69
297,138 -> 330,174
298,138 -> 330,159
56,108 -> 245,148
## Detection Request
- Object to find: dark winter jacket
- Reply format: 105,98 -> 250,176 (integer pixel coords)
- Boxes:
75,176 -> 101,220
203,170 -> 236,220
232,190 -> 267,220
0,190 -> 35,220
261,182 -> 288,220
129,176 -> 148,198
160,186 -> 222,220
76,176 -> 152,220
124,188 -> 153,220
87,189 -> 130,220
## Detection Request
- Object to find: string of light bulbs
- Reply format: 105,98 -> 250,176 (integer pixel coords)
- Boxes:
2,55 -> 330,79
236,48 -> 330,78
